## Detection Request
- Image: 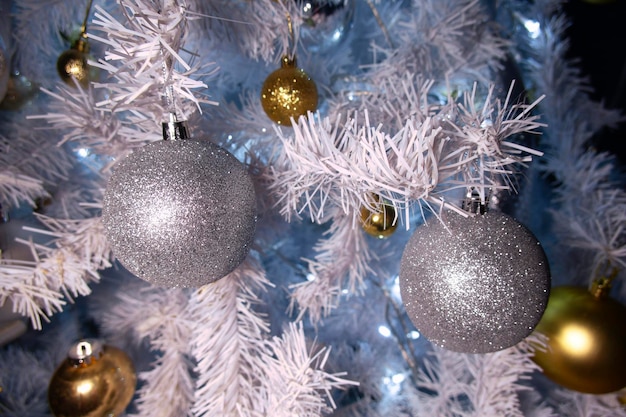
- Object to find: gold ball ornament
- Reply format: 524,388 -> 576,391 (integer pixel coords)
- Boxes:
260,55 -> 318,125
57,38 -> 90,87
532,282 -> 626,394
360,196 -> 398,238
48,340 -> 136,417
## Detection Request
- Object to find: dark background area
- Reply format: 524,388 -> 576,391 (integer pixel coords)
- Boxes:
564,0 -> 626,165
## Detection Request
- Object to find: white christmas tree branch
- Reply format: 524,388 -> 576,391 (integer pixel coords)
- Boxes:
447,82 -> 545,203
133,348 -> 195,417
268,79 -> 544,322
266,111 -> 442,225
520,10 -> 622,179
0,345 -> 56,415
370,0 -> 508,84
520,6 -> 626,283
0,210 -> 111,329
0,125 -> 74,182
30,83 -> 156,158
413,337 -> 546,417
188,257 -> 271,417
231,0 -> 301,63
98,286 -> 195,417
0,262 -> 66,331
268,81 -> 543,227
0,242 -> 99,330
0,123 -> 74,210
550,186 -> 626,273
258,321 -> 358,417
29,212 -> 113,271
90,0 -> 210,120
550,389 -> 626,417
288,210 -> 374,323
0,171 -> 48,210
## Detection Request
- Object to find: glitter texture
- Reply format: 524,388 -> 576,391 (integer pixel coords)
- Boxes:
260,56 -> 318,125
102,140 -> 257,288
399,211 -> 550,353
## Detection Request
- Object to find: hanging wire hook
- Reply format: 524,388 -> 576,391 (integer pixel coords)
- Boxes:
590,260 -> 620,299
286,11 -> 296,60
157,0 -> 190,140
160,50 -> 189,140
80,0 -> 94,38
161,53 -> 176,115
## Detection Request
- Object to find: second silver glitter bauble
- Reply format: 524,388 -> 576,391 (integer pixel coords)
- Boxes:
399,211 -> 550,353
102,139 -> 257,288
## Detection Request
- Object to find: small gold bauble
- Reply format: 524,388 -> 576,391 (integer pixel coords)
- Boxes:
531,285 -> 626,394
360,197 -> 398,239
260,55 -> 318,125
48,340 -> 137,417
56,38 -> 90,87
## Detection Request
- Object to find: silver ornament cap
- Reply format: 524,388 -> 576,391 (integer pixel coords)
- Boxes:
399,211 -> 550,353
67,339 -> 103,365
102,139 -> 257,288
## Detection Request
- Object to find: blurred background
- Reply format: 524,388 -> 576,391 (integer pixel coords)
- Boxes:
565,0 -> 626,163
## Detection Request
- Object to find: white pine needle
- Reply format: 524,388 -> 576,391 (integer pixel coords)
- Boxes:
258,321 -> 358,417
99,286 -> 195,417
288,210 -> 374,323
188,258 -> 271,417
414,338 -> 544,417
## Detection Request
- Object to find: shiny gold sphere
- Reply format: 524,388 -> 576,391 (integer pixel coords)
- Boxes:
532,286 -> 626,394
48,341 -> 137,417
260,56 -> 318,125
56,39 -> 90,87
360,198 -> 398,239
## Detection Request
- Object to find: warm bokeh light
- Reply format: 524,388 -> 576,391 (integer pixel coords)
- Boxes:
558,324 -> 594,357
75,380 -> 94,396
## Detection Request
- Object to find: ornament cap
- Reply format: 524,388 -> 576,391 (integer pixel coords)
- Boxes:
72,37 -> 89,54
281,55 -> 297,69
67,339 -> 103,366
590,262 -> 619,299
162,113 -> 190,141
590,275 -> 613,299
461,187 -> 488,215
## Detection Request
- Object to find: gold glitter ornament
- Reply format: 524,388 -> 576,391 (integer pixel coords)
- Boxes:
57,38 -> 90,87
531,281 -> 626,394
360,196 -> 398,238
260,55 -> 318,125
48,340 -> 136,417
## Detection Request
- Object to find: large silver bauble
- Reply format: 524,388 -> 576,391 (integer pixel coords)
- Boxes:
102,139 -> 257,288
399,211 -> 550,353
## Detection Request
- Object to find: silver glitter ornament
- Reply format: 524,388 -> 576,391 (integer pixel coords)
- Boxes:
102,139 -> 257,288
399,211 -> 550,353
